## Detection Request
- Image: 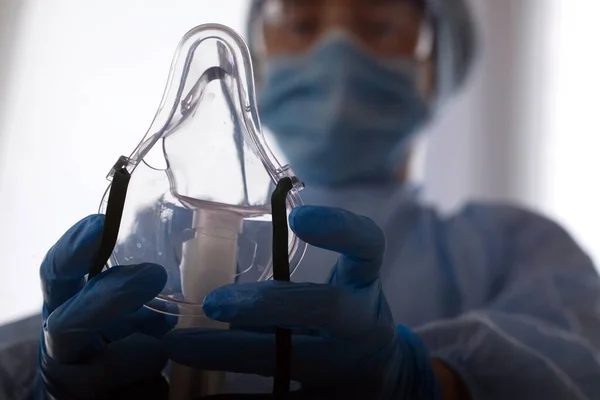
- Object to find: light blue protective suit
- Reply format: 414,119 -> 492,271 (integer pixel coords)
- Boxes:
297,184 -> 600,399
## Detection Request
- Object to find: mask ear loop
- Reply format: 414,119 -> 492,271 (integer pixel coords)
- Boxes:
270,177 -> 294,399
89,157 -> 132,281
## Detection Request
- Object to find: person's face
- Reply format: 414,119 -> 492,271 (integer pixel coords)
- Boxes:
259,0 -> 435,98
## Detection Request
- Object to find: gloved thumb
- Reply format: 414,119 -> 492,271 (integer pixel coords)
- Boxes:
289,206 -> 386,288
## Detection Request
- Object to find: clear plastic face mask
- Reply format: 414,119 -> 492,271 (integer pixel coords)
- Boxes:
97,23 -> 307,320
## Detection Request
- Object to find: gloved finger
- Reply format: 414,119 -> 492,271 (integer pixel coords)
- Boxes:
45,263 -> 167,363
101,333 -> 168,388
198,394 -> 312,400
289,206 -> 385,288
163,329 -> 343,382
109,376 -> 170,400
198,396 -> 274,400
40,333 -> 167,398
229,324 -> 312,336
40,214 -> 104,314
100,306 -> 175,342
203,281 -> 371,337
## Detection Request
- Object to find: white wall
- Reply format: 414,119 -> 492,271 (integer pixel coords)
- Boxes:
421,0 -> 544,209
422,0 -> 600,266
538,0 -> 600,269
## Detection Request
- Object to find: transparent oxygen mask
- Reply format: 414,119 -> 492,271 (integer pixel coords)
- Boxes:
90,24 -> 306,398
95,23 -> 306,314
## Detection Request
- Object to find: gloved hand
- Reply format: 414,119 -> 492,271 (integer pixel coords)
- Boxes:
163,206 -> 441,399
37,215 -> 172,400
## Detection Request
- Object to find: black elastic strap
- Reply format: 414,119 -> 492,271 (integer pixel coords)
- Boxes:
88,165 -> 131,281
270,178 -> 294,399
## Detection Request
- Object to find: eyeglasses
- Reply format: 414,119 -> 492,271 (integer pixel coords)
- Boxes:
256,0 -> 434,60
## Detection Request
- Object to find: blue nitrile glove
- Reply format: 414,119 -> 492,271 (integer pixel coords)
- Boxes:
37,215 -> 172,400
163,206 -> 441,399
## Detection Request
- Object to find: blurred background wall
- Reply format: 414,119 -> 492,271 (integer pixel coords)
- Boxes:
0,0 -> 598,324
421,0 -> 600,268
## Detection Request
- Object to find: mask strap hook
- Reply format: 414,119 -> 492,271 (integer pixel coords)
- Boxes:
88,157 -> 132,281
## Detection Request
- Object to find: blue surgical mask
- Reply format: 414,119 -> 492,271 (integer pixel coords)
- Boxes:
258,33 -> 431,187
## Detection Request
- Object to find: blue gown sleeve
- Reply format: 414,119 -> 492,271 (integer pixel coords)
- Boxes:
416,204 -> 600,399
0,314 -> 41,400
